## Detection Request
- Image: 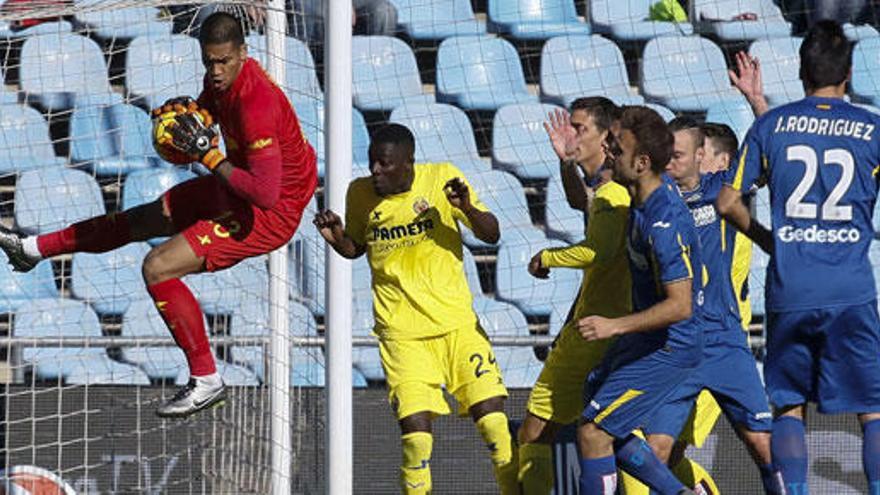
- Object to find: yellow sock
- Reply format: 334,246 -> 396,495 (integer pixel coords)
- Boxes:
401,432 -> 432,494
672,457 -> 720,495
620,470 -> 650,495
518,442 -> 553,495
475,412 -> 519,494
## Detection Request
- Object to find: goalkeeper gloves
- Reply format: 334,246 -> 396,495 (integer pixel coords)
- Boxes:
152,99 -> 225,170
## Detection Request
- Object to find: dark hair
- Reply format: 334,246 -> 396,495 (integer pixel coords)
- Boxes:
799,20 -> 852,91
619,106 -> 674,174
371,123 -> 415,158
668,116 -> 704,148
199,12 -> 245,47
701,123 -> 738,156
570,96 -> 621,132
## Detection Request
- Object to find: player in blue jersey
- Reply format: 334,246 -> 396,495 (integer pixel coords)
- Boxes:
717,20 -> 880,495
575,105 -> 701,495
644,117 -> 781,494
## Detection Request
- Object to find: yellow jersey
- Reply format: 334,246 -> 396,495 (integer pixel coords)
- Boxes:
345,163 -> 488,340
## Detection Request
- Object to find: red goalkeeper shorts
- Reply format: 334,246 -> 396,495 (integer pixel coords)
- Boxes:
163,175 -> 309,272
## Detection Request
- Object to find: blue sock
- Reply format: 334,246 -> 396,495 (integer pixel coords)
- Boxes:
863,419 -> 880,495
759,463 -> 784,495
578,455 -> 617,495
614,434 -> 685,495
771,416 -> 809,495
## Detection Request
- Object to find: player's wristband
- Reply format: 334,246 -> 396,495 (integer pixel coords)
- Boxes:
201,149 -> 226,170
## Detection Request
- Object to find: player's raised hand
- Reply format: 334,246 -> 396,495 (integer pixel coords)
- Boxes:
544,108 -> 577,161
444,178 -> 471,211
577,315 -> 618,341
729,51 -> 764,101
168,112 -> 225,170
313,210 -> 346,244
528,251 -> 550,279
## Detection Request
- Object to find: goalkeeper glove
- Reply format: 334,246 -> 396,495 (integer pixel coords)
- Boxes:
167,111 -> 225,170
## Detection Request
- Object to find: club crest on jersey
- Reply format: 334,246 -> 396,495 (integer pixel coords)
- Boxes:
412,197 -> 430,215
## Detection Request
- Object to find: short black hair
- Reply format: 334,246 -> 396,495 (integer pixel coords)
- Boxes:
701,123 -> 738,156
570,96 -> 621,132
800,20 -> 852,91
668,116 -> 704,148
620,106 -> 674,174
199,12 -> 245,47
371,123 -> 415,158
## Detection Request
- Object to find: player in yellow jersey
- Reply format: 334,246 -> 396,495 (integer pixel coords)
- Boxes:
313,124 -> 516,494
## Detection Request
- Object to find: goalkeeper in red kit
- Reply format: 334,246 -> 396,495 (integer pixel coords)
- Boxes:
0,12 -> 317,418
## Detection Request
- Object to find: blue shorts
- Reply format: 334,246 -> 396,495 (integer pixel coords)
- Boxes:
582,350 -> 695,439
766,301 -> 880,414
645,333 -> 772,437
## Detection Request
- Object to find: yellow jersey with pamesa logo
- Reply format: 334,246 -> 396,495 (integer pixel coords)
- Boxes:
344,163 -> 489,340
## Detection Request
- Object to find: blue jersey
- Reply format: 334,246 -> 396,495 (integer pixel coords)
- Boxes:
622,181 -> 704,366
680,173 -> 742,338
726,96 -> 880,311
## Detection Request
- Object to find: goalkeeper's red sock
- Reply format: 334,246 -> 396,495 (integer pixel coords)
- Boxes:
37,212 -> 131,257
147,278 -> 216,376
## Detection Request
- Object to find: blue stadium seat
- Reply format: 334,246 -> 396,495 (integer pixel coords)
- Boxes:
749,37 -> 804,108
473,297 -> 530,338
693,0 -> 791,41
122,298 -> 190,381
0,103 -> 64,174
176,361 -> 260,386
641,35 -> 741,112
76,3 -> 170,39
749,244 -> 768,318
544,171 -> 586,243
290,347 -> 326,387
754,186 -> 770,228
0,250 -> 58,314
295,230 -> 372,318
492,103 -> 564,180
590,0 -> 693,41
71,243 -> 150,315
352,35 -> 434,112
16,298 -> 150,384
496,236 -> 581,317
69,97 -> 159,175
844,23 -> 879,42
462,246 -> 484,297
645,103 -> 676,122
391,0 -> 487,40
464,170 -> 543,247
15,168 -> 105,235
487,0 -> 590,40
232,301 -> 317,382
127,34 -> 203,109
540,35 -> 643,107
352,300 -> 385,381
390,102 -> 490,173
548,298 -> 575,335
245,35 -> 322,101
852,38 -> 880,106
705,98 -> 755,142
122,168 -> 197,210
494,347 -> 542,388
293,97 -> 371,177
185,256 -> 268,314
0,89 -> 17,105
20,32 -> 112,111
7,21 -> 71,38
436,36 -> 539,111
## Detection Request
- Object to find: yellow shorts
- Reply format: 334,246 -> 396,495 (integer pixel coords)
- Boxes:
526,322 -> 612,425
379,323 -> 508,420
677,390 -> 723,448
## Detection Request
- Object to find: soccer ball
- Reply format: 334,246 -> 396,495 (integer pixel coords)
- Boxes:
0,466 -> 76,495
151,104 -> 208,165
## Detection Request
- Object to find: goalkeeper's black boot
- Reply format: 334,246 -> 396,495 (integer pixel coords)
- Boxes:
0,225 -> 39,273
156,375 -> 226,418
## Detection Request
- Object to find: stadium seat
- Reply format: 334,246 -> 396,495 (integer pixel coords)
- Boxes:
122,298 -> 191,381
705,98 -> 755,142
463,170 -> 543,247
645,103 -> 676,122
0,250 -> 58,314
544,171 -> 586,243
7,21 -> 71,38
71,243 -> 150,315
19,32 -> 113,111
473,297 -> 530,338
127,34 -> 203,109
590,0 -> 693,41
749,244 -> 768,318
232,301 -> 318,382
16,298 -> 150,384
290,347 -> 326,387
640,35 -> 742,112
390,102 -> 490,174
292,97 -> 371,177
493,346 -> 542,388
852,38 -> 880,106
76,2 -> 170,40
185,256 -> 269,314
692,0 -> 791,42
462,246 -> 485,297
0,89 -> 17,105
487,0 -> 590,40
175,361 -> 260,386
844,23 -> 879,42
352,35 -> 434,112
122,168 -> 197,210
15,168 -> 105,235
496,236 -> 581,317
492,103 -> 564,180
296,231 -> 372,318
540,35 -> 643,108
436,36 -> 539,111
749,37 -> 804,108
69,98 -> 159,175
352,300 -> 385,381
245,35 -> 322,101
391,0 -> 487,40
754,186 -> 770,228
0,103 -> 64,174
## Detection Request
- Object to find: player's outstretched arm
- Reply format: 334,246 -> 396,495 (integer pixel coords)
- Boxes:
729,51 -> 769,118
444,178 -> 500,244
716,185 -> 773,254
577,279 -> 692,341
313,210 -> 365,259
